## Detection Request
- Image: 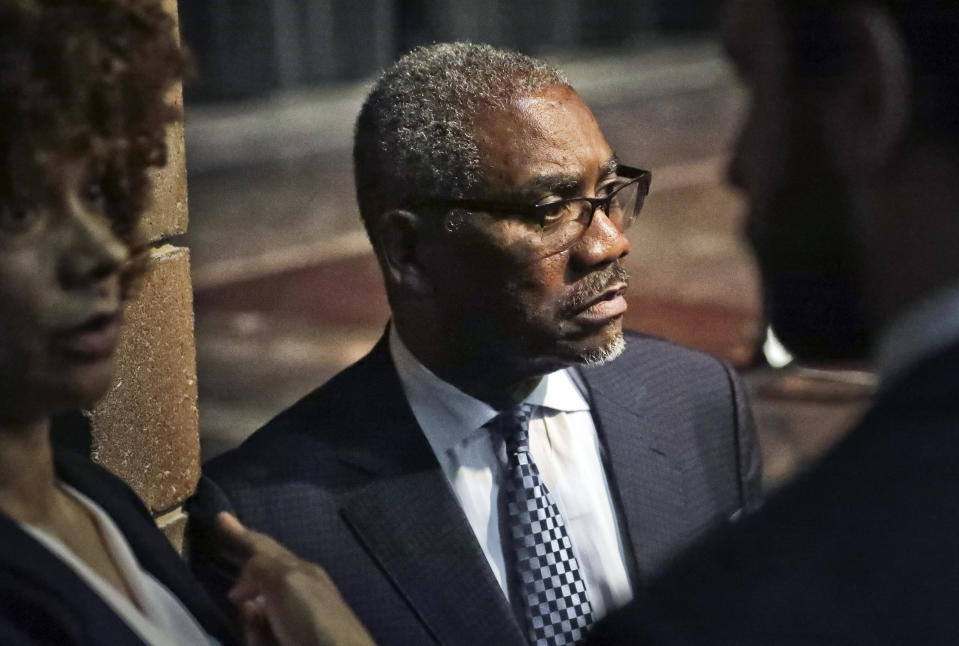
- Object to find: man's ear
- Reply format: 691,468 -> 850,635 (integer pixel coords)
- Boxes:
826,6 -> 911,176
376,209 -> 434,296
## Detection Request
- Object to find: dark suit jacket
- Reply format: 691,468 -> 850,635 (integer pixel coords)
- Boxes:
191,331 -> 760,645
590,340 -> 959,645
0,449 -> 234,645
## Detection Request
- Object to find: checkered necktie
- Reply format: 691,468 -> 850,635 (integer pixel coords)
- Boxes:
489,404 -> 594,646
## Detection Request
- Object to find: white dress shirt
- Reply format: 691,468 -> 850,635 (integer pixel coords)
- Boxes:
876,281 -> 959,387
20,484 -> 216,646
389,327 -> 634,619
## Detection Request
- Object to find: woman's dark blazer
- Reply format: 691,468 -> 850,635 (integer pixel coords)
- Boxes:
0,449 -> 235,645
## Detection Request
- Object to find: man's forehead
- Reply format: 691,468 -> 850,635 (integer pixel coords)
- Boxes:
512,84 -> 579,112
472,85 -> 613,189
475,87 -> 561,129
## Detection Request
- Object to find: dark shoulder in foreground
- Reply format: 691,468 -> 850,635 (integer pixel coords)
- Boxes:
591,342 -> 959,645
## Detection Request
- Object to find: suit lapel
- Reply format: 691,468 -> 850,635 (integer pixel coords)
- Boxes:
579,358 -> 691,583
341,472 -> 525,646
335,335 -> 526,646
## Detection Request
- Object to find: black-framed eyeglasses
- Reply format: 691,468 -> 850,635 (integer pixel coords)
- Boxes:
404,165 -> 651,253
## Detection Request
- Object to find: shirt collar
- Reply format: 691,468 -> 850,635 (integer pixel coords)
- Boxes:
876,280 -> 959,387
389,326 -> 591,455
524,366 -> 591,413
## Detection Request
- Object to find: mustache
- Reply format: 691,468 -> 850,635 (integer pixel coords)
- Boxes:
561,262 -> 630,314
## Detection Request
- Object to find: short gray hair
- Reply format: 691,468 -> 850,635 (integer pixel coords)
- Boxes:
353,42 -> 569,242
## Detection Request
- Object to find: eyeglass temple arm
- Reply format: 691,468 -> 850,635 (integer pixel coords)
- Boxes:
404,166 -> 651,214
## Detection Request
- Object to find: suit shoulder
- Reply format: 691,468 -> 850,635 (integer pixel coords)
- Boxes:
202,380 -> 354,484
579,329 -> 747,434
204,339 -> 393,484
617,329 -> 735,380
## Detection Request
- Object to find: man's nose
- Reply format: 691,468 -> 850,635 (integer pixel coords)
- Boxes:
570,207 -> 630,269
58,208 -> 129,290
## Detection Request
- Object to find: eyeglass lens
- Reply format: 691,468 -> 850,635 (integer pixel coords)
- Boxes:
540,179 -> 644,250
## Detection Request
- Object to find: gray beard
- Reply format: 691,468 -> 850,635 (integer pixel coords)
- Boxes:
576,332 -> 626,366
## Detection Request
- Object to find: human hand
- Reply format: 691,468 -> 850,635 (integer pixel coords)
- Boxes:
215,512 -> 375,646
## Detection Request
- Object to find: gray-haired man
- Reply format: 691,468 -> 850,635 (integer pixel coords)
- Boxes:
192,43 -> 760,646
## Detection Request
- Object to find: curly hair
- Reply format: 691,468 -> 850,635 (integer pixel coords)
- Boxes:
0,0 -> 186,286
353,42 -> 569,244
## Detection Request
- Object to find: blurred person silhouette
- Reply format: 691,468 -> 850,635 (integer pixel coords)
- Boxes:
0,1 -> 372,644
190,42 -> 761,646
589,0 -> 959,643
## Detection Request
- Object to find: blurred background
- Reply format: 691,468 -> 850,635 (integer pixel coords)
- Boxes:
178,0 -> 873,488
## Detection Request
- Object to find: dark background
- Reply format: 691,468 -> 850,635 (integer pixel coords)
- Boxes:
180,0 -> 724,101
177,2 -> 872,489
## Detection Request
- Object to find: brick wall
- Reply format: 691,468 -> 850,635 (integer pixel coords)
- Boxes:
88,0 -> 198,551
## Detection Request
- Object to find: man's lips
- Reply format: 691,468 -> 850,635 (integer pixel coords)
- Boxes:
573,284 -> 628,322
56,313 -> 121,359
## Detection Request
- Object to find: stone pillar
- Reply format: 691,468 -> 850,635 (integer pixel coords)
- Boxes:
88,0 -> 198,551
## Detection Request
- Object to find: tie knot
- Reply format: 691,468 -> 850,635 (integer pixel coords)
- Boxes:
487,403 -> 535,454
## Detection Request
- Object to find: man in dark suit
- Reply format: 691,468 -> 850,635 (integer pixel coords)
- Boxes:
590,0 -> 959,643
191,42 -> 760,646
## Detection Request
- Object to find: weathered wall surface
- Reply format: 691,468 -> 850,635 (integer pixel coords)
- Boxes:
89,0 -> 197,550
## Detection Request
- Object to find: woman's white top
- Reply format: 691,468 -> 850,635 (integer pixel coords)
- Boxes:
19,484 -> 216,646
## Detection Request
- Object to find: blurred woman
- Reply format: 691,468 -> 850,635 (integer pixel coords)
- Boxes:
0,1 -> 371,644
